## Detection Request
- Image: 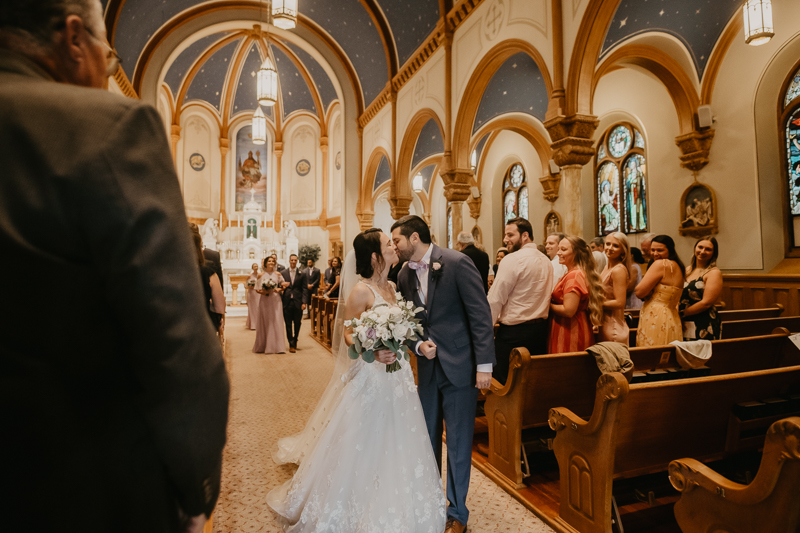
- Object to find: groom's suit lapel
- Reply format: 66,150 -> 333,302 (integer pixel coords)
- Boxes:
426,245 -> 442,315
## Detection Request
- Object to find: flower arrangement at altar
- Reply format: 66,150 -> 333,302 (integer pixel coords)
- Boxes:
261,278 -> 278,292
345,294 -> 424,373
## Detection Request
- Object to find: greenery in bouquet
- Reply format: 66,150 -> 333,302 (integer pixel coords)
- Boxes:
344,294 -> 424,373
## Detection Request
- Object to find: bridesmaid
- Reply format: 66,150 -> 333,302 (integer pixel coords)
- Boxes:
680,237 -> 723,340
245,262 -> 260,330
599,232 -> 631,345
634,235 -> 685,346
548,236 -> 605,353
253,256 -> 286,354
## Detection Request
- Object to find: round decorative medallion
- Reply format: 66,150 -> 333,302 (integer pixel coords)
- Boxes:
189,153 -> 205,171
335,151 -> 342,170
296,158 -> 311,176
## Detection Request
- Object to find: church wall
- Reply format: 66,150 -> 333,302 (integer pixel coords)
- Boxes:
396,47 -> 447,156
283,116 -> 322,218
362,104 -> 393,183
157,86 -> 173,138
178,107 -> 221,221
328,109 -> 343,218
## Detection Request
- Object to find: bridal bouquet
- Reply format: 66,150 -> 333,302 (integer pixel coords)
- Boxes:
262,279 -> 278,292
345,293 -> 424,373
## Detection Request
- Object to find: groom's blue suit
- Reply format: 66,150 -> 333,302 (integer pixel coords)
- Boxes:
397,244 -> 495,525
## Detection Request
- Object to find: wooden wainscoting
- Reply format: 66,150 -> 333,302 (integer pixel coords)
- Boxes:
721,274 -> 800,316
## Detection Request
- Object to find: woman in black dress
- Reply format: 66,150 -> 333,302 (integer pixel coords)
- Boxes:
324,256 -> 342,299
191,231 -> 226,333
680,237 -> 723,340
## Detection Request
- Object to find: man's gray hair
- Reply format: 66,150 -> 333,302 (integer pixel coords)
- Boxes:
641,233 -> 656,244
457,231 -> 474,245
0,0 -> 103,52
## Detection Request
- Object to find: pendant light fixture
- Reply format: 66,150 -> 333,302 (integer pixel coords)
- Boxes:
743,0 -> 774,46
256,0 -> 279,106
252,106 -> 267,144
272,0 -> 298,30
412,172 -> 423,193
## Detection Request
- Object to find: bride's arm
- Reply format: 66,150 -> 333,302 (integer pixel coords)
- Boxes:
342,284 -> 371,347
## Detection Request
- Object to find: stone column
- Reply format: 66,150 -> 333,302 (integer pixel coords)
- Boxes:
219,138 -> 229,230
319,136 -> 329,229
544,114 -> 599,237
170,125 -> 181,164
440,168 -> 473,237
274,141 -> 283,230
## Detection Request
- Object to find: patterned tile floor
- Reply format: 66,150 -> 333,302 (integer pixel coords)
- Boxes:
214,318 -> 553,533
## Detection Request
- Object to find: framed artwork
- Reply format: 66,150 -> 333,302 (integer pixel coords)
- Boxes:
235,126 -> 267,212
544,211 -> 562,237
296,159 -> 311,176
679,182 -> 718,238
189,153 -> 205,171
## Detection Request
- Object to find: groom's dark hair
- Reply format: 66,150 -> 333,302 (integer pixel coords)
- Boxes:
391,215 -> 431,244
354,228 -> 385,278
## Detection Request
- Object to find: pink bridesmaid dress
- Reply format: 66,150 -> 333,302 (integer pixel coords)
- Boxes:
245,271 -> 260,330
253,271 -> 286,354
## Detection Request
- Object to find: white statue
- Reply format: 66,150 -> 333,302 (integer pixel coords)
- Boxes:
201,218 -> 219,249
282,220 -> 298,240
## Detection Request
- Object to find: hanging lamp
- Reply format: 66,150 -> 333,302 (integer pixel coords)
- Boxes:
272,0 -> 298,30
257,53 -> 278,106
412,172 -> 423,193
252,106 -> 267,144
743,0 -> 774,46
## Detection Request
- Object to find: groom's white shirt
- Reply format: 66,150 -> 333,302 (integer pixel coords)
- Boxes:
414,244 -> 492,374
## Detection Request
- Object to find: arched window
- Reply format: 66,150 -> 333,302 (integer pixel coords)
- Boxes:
782,64 -> 800,249
594,123 -> 648,235
502,163 -> 528,227
447,206 -> 453,249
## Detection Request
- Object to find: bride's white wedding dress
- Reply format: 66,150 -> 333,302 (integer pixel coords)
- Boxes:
267,281 -> 446,533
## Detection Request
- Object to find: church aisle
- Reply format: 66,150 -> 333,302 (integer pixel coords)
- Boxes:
214,317 -> 553,533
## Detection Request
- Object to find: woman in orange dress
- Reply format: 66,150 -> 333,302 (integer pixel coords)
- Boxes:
548,236 -> 605,353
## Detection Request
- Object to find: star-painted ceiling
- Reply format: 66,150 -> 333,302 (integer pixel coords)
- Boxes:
374,155 -> 392,191
412,119 -> 444,169
379,0 -> 440,66
185,39 -> 240,112
163,32 -> 230,98
281,40 -> 339,113
602,0 -> 744,77
416,164 -> 436,194
231,42 -> 264,117
473,52 -> 549,133
274,46 -> 317,118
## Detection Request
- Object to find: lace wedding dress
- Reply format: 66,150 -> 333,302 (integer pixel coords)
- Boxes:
267,280 -> 447,533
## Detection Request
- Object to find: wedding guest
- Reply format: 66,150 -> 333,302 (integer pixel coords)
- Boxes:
680,237 -> 723,340
245,262 -> 260,330
592,249 -> 607,275
548,236 -> 604,353
305,258 -> 321,297
457,231 -> 491,293
626,247 -> 645,309
281,254 -> 310,353
640,233 -> 656,269
537,244 -> 548,256
323,257 -> 333,289
635,235 -> 685,346
599,232 -> 631,345
492,247 -> 508,276
192,231 -> 226,334
270,253 -> 286,272
545,233 -> 568,282
253,256 -> 285,354
589,237 -> 605,252
324,256 -> 342,299
488,218 -> 553,384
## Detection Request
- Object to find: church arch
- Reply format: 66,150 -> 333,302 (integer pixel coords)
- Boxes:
359,147 -> 393,223
394,108 -> 445,215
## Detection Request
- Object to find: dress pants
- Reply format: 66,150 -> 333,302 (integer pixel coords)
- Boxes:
494,320 -> 548,384
283,304 -> 303,347
417,357 -> 478,525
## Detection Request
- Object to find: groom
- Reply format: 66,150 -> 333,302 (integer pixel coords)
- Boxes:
390,215 -> 495,533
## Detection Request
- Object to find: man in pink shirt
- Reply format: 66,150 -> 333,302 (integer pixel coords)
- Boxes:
487,217 -> 554,384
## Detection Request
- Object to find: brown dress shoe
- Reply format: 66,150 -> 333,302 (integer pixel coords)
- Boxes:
289,347 -> 296,353
445,518 -> 466,533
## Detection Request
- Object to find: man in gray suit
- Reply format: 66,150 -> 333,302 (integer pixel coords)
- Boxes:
0,2 -> 229,532
391,215 -> 495,533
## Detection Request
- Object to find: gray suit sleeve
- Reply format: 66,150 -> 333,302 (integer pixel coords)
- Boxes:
87,104 -> 229,517
454,255 -> 496,367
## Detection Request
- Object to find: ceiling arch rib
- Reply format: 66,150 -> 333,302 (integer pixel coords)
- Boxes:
230,39 -> 264,118
271,40 -> 327,129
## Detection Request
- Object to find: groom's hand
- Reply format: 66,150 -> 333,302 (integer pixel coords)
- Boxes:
374,349 -> 397,364
475,372 -> 492,390
418,340 -> 437,359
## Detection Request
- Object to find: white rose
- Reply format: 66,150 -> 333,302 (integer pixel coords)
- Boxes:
392,324 -> 408,340
363,338 -> 375,350
358,330 -> 368,343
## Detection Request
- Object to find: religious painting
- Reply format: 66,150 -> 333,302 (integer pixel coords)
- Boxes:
544,211 -> 562,238
503,190 -> 517,224
679,182 -> 718,238
235,125 -> 267,211
785,108 -> 800,216
296,158 -> 311,176
518,186 -> 528,220
189,153 -> 206,171
608,125 -> 632,158
447,206 -> 453,249
597,162 -> 620,234
245,216 -> 258,239
623,154 -> 647,232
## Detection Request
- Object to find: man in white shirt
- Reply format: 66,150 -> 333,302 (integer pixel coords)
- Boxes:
545,232 -> 568,282
488,217 -> 554,384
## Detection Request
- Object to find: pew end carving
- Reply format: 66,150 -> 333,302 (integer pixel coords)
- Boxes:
669,417 -> 800,533
548,373 -> 629,533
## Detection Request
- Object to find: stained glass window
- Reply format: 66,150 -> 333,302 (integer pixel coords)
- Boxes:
608,125 -> 632,158
786,108 -> 800,216
595,122 -> 648,235
501,163 -> 528,233
785,67 -> 800,108
447,206 -> 453,249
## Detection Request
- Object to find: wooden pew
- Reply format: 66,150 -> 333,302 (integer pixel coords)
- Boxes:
668,417 -> 800,533
721,316 -> 800,339
548,367 -> 800,533
482,332 -> 800,489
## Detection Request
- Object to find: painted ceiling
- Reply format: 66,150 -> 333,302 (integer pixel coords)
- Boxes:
374,155 -> 393,191
417,164 -> 436,193
108,0 -> 443,108
473,52 -> 549,133
412,119 -> 444,169
602,0 -> 744,77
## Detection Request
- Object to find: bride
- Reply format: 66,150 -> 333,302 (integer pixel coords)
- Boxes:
267,228 -> 446,532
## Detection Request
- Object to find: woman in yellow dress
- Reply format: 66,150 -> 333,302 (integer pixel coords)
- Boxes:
634,235 -> 685,346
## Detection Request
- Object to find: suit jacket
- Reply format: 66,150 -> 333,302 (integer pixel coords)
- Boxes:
203,248 -> 224,286
304,266 -> 321,295
281,268 -> 310,310
396,245 -> 495,388
460,244 -> 490,293
0,51 -> 229,532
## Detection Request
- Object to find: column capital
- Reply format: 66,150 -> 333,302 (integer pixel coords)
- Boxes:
389,196 -> 413,220
440,167 -> 473,203
273,141 -> 283,157
544,114 -> 599,167
467,195 -> 482,220
675,129 -> 715,171
319,136 -> 329,150
539,173 -> 561,203
219,137 -> 230,156
356,210 -> 375,231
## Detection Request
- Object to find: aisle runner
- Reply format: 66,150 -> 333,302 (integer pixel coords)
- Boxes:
214,318 -> 553,533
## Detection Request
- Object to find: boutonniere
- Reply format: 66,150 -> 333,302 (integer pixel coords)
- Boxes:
430,259 -> 443,279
